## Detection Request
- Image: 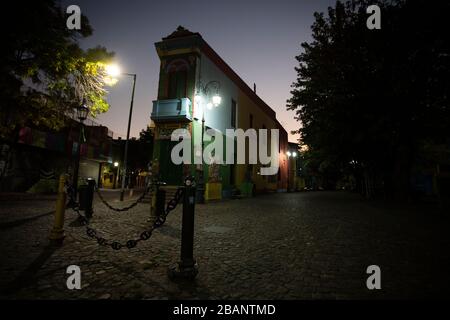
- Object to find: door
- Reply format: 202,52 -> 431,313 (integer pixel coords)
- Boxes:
159,140 -> 183,185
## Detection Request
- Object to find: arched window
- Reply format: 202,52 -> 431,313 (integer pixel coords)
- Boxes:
166,59 -> 189,99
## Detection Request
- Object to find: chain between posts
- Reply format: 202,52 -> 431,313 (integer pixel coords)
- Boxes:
95,184 -> 151,212
65,180 -> 185,250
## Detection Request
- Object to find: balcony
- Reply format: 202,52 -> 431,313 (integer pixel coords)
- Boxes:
151,98 -> 192,123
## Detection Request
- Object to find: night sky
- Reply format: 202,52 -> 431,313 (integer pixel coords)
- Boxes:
62,0 -> 336,142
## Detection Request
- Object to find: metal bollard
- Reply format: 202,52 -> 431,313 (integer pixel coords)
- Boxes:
155,188 -> 166,218
79,178 -> 95,218
196,170 -> 205,204
49,174 -> 67,244
150,180 -> 166,223
168,176 -> 198,280
150,186 -> 157,223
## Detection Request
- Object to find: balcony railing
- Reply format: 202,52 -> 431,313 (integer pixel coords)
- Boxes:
151,98 -> 192,122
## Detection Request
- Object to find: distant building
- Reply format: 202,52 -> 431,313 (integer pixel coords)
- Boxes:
102,133 -> 154,189
150,26 -> 288,200
0,118 -> 113,192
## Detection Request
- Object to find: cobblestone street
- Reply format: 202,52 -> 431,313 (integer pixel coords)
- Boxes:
1,191 -> 449,299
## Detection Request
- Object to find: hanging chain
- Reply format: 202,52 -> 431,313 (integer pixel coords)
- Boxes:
153,187 -> 185,227
65,180 -> 185,250
95,184 -> 152,212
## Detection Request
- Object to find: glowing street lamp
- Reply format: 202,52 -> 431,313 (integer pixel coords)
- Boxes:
113,161 -> 120,189
76,101 -> 89,122
105,64 -> 121,77
194,93 -> 202,104
286,150 -> 298,192
212,95 -> 222,107
105,63 -> 137,201
194,80 -> 221,203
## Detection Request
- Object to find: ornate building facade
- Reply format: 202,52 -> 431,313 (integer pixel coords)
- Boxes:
151,27 -> 288,200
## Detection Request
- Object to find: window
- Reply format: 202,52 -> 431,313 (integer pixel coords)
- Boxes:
166,59 -> 189,99
168,69 -> 187,99
231,99 -> 237,128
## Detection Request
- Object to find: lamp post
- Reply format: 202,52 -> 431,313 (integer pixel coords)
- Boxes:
113,161 -> 120,189
72,101 -> 89,200
286,151 -> 297,192
105,64 -> 137,201
194,80 -> 221,203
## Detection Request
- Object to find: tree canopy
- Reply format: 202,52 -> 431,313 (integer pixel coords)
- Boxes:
139,126 -> 154,144
287,0 -> 450,197
1,0 -> 114,139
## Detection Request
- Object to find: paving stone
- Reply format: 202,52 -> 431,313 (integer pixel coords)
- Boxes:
0,192 -> 449,299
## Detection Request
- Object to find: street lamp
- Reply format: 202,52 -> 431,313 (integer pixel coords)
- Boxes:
113,161 -> 120,189
72,100 -> 90,200
76,103 -> 89,122
106,64 -> 137,201
194,80 -> 221,203
105,64 -> 121,77
286,150 -> 297,192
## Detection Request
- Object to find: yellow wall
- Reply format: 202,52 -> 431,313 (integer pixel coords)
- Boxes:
205,182 -> 222,201
100,164 -> 118,189
153,30 -> 288,197
234,90 -> 279,193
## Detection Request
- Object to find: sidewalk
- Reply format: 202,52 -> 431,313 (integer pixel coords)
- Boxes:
0,192 -> 57,202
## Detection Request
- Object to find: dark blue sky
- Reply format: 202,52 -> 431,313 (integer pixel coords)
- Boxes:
62,0 -> 335,141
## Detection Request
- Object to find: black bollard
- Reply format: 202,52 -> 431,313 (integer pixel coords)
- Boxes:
168,176 -> 198,280
86,178 -> 95,218
150,180 -> 166,223
79,178 -> 95,219
155,188 -> 166,218
196,170 -> 205,204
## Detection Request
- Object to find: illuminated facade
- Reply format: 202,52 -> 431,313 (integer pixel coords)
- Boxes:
151,26 -> 288,200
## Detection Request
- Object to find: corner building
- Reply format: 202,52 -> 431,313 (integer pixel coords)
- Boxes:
151,27 -> 288,201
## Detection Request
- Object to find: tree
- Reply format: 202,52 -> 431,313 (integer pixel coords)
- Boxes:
287,0 -> 450,199
139,126 -> 154,144
135,126 -> 154,168
1,1 -> 114,140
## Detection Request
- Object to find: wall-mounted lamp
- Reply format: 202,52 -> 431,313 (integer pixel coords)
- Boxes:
195,80 -> 221,110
